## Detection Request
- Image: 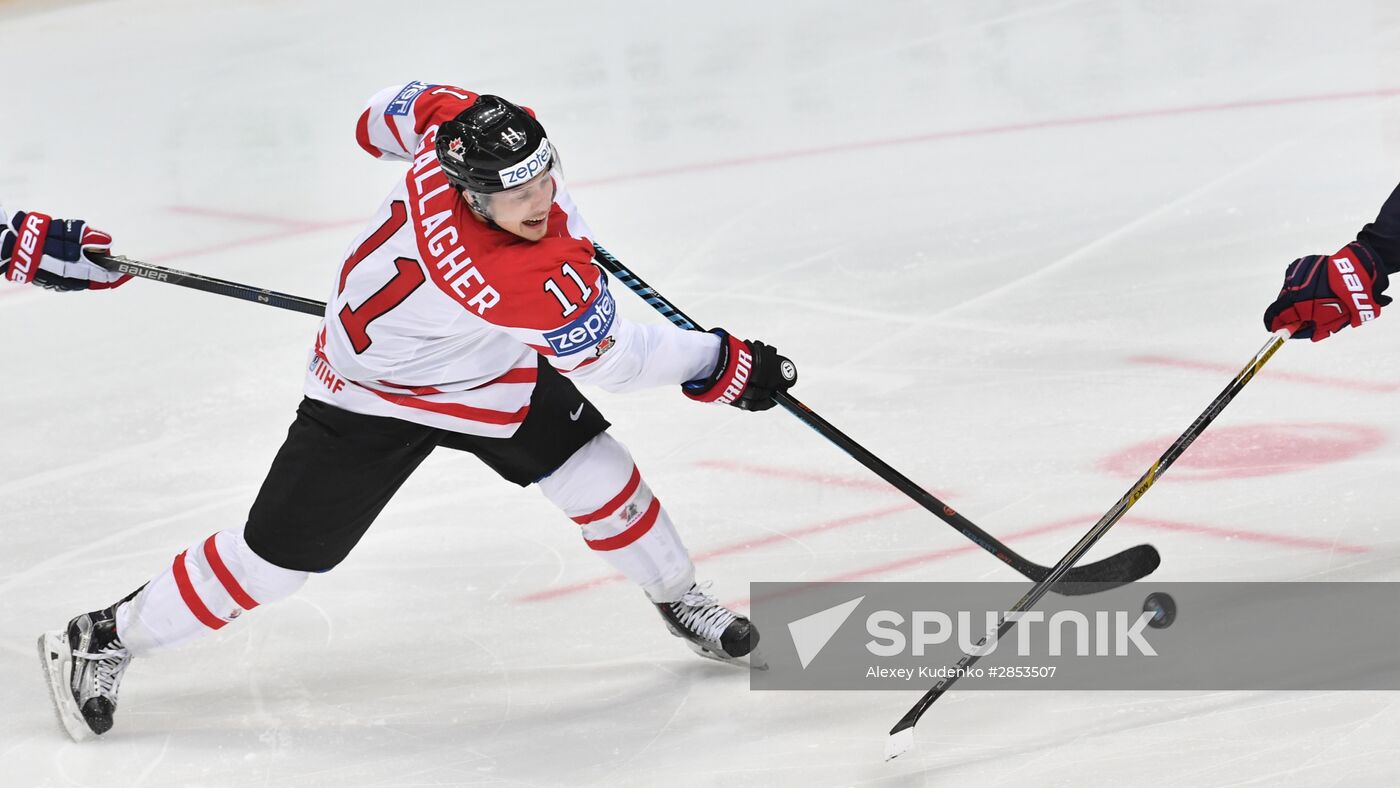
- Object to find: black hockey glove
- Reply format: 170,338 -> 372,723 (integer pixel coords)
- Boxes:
683,329 -> 797,411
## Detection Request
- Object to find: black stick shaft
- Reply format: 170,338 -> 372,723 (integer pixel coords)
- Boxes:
96,254 -> 326,316
590,242 -> 1160,593
886,332 -> 1287,751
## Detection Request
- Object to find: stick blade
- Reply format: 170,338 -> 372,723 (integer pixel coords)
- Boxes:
885,727 -> 914,761
1054,543 -> 1160,595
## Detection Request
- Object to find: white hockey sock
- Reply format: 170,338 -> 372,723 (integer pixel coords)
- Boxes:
115,528 -> 309,655
539,433 -> 696,603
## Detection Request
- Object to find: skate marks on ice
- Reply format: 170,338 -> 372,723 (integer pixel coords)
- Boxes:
0,433 -> 186,500
0,490 -> 253,597
845,94 -> 1400,370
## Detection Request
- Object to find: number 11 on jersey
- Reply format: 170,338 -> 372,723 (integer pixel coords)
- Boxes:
543,263 -> 593,317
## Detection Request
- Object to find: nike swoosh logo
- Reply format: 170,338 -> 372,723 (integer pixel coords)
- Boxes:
569,404 -> 584,421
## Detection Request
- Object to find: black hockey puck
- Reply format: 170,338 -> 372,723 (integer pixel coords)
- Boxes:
1142,592 -> 1176,629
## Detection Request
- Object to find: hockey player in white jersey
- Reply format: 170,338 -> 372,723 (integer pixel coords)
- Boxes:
8,81 -> 797,741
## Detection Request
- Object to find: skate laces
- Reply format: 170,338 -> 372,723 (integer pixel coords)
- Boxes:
672,582 -> 738,644
75,640 -> 130,701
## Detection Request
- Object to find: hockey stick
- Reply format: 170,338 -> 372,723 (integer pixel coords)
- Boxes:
95,254 -> 326,316
589,242 -> 1160,594
884,331 -> 1288,761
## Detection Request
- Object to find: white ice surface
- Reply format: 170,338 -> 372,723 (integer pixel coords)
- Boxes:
4,1 -> 1400,785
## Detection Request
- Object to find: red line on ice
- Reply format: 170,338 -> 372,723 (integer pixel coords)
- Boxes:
149,219 -> 362,264
693,459 -> 943,495
1130,354 -> 1400,393
576,87 -> 1400,187
1098,422 -> 1386,482
1130,515 -> 1371,555
727,514 -> 1371,608
515,502 -> 917,603
521,501 -> 1373,606
728,517 -> 1090,608
164,205 -> 328,229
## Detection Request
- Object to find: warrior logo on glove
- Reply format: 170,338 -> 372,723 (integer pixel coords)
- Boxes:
1263,242 -> 1391,342
683,330 -> 798,411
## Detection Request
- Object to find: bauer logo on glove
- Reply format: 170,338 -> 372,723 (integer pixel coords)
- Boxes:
1262,242 -> 1391,341
1334,255 -> 1379,322
0,207 -> 129,292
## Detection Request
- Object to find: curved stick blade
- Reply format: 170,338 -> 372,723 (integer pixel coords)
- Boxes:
885,727 -> 914,761
1052,543 -> 1161,595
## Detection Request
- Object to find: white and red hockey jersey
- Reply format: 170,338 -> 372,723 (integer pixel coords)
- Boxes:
305,81 -> 720,438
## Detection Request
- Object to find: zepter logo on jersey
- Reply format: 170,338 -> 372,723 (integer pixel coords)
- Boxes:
499,138 -> 553,188
544,281 -> 616,356
385,81 -> 433,116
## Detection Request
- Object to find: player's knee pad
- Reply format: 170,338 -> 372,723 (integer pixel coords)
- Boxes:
538,432 -> 633,513
539,432 -> 646,535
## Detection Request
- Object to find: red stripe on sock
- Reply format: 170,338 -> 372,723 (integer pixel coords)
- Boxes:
202,535 -> 259,611
172,550 -> 226,630
571,466 -> 642,525
584,497 -> 660,551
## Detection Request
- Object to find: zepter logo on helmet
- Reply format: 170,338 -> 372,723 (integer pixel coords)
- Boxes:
498,138 -> 553,189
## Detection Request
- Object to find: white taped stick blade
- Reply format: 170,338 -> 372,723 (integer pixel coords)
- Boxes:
885,728 -> 914,761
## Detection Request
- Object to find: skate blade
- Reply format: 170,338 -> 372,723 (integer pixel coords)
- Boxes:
37,631 -> 95,743
680,638 -> 768,670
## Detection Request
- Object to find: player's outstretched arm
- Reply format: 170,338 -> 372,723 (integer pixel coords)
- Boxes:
1357,181 -> 1400,270
0,206 -> 129,292
1262,180 -> 1400,342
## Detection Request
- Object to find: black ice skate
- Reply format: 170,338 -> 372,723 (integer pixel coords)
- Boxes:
655,582 -> 760,665
38,601 -> 133,741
